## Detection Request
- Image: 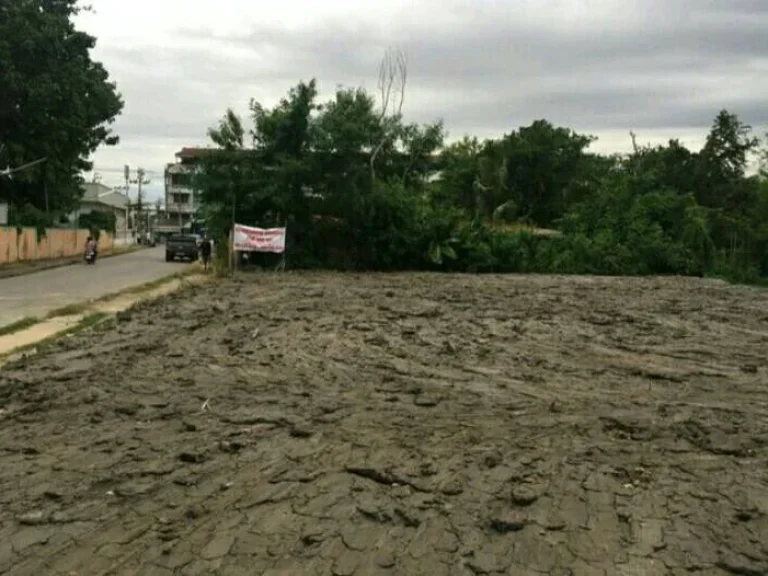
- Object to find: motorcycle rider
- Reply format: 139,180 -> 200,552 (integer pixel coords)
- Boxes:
85,236 -> 97,262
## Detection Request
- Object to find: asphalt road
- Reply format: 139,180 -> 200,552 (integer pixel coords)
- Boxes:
0,246 -> 189,329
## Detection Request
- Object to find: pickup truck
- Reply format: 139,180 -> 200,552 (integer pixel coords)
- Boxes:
165,235 -> 199,262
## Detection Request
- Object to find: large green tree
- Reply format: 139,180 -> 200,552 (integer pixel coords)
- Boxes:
626,138 -> 698,197
198,78 -> 448,268
436,120 -> 596,227
500,120 -> 596,227
695,110 -> 759,212
0,0 -> 123,223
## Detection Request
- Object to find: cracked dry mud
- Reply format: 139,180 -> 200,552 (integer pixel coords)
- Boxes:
1,273 -> 767,576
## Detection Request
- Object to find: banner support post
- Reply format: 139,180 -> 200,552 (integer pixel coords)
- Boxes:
228,227 -> 234,276
281,219 -> 288,271
229,181 -> 236,276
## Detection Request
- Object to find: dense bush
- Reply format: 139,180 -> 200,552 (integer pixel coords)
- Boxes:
197,80 -> 767,284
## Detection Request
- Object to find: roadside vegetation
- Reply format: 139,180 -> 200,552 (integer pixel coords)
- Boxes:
197,51 -> 768,284
0,317 -> 39,338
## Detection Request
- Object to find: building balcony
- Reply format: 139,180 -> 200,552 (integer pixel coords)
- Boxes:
166,202 -> 196,214
166,184 -> 194,195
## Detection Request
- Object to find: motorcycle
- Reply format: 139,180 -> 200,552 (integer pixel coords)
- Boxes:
84,249 -> 97,264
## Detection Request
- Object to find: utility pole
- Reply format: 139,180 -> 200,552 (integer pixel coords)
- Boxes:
130,168 -> 151,243
124,165 -> 130,193
124,165 -> 132,242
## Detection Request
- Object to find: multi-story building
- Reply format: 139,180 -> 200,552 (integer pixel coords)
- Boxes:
162,147 -> 205,233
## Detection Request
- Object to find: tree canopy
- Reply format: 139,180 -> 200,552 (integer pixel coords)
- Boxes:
0,0 -> 123,226
196,70 -> 766,283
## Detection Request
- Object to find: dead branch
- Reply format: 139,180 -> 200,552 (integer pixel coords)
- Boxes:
371,46 -> 408,184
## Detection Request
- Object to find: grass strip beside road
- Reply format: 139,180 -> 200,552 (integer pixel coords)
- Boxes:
0,317 -> 39,337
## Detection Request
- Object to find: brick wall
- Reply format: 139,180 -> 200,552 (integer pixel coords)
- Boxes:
0,227 -> 115,265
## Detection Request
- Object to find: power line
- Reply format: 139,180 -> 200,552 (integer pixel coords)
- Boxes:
88,166 -> 163,175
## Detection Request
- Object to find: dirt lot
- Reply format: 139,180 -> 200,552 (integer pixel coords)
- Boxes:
1,273 -> 767,576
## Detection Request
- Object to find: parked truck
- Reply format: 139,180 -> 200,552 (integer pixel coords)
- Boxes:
165,234 -> 199,262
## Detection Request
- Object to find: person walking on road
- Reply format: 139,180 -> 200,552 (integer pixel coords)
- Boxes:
200,235 -> 212,272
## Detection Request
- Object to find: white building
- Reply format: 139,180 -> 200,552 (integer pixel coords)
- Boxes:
162,147 -> 204,233
72,182 -> 132,245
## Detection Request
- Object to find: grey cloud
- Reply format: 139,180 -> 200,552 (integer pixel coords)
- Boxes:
438,87 -> 767,138
692,0 -> 768,17
115,116 -> 211,140
95,0 -> 768,150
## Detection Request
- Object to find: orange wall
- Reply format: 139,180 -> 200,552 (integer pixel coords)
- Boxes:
0,227 -> 114,265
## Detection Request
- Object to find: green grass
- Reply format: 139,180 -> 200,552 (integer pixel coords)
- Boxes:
109,270 -> 194,297
0,316 -> 40,337
77,311 -> 111,330
46,303 -> 89,318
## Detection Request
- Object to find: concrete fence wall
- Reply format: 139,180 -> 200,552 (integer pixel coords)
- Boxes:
0,227 -> 115,265
111,230 -> 136,248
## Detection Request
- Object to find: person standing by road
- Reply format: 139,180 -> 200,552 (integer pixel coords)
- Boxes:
200,235 -> 212,272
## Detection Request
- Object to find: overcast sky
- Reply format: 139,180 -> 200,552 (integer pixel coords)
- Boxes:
76,0 -> 768,201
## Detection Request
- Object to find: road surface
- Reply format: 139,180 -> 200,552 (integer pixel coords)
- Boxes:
0,246 -> 189,329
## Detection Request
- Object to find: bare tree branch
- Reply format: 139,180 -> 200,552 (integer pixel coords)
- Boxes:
395,50 -> 407,117
371,46 -> 408,185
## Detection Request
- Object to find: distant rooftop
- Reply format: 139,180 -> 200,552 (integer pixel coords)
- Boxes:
176,147 -> 211,159
80,182 -> 129,210
81,182 -> 113,200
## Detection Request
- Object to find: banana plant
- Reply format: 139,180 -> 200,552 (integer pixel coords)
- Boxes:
427,238 -> 458,265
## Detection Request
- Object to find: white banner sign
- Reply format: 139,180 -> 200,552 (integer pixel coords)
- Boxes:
233,224 -> 286,253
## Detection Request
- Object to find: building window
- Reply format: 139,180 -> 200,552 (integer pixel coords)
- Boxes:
171,173 -> 193,187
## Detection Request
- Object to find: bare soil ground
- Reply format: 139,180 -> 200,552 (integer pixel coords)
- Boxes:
1,273 -> 767,576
